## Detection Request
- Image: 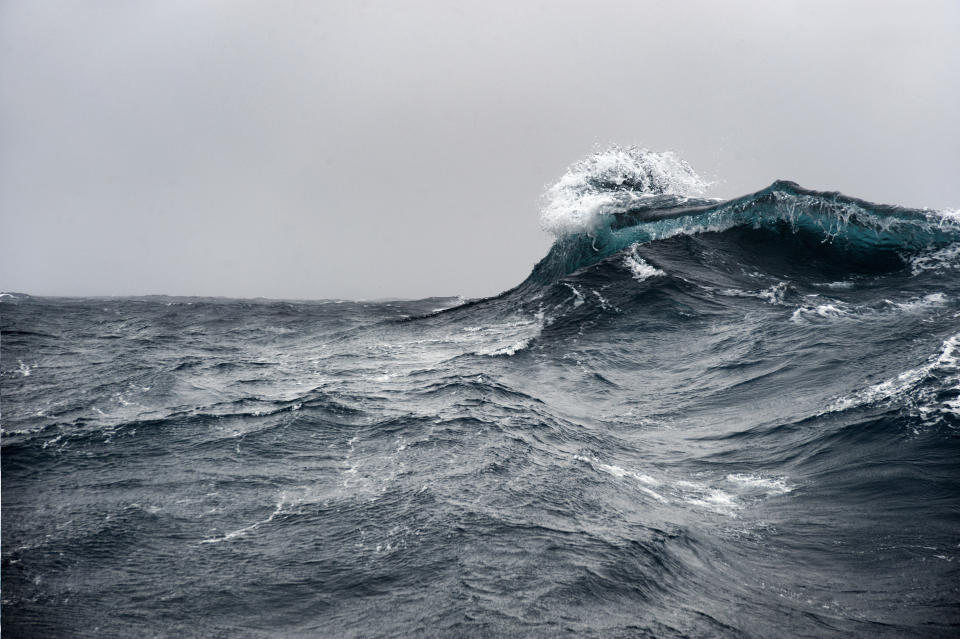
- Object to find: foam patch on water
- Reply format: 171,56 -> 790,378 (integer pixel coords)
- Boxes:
790,293 -> 950,326
574,455 -> 793,516
758,282 -> 790,305
680,486 -> 740,514
623,244 -> 665,282
721,282 -> 791,305
564,283 -> 587,307
790,302 -> 852,323
725,473 -> 794,495
573,455 -> 667,502
911,244 -> 960,275
888,293 -> 948,312
818,281 -> 855,290
540,146 -> 710,237
827,332 -> 960,424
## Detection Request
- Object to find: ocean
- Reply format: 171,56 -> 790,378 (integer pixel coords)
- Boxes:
3,148 -> 959,637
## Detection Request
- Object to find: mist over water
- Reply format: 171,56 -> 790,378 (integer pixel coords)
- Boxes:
3,149 -> 960,637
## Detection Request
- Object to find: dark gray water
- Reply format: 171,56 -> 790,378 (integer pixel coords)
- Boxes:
4,172 -> 960,637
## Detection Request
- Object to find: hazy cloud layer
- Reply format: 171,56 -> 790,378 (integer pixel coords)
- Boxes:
2,1 -> 958,299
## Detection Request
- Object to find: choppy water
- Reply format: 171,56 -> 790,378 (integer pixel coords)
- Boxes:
3,148 -> 960,637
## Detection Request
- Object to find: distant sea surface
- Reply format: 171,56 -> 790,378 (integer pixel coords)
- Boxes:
4,149 -> 960,637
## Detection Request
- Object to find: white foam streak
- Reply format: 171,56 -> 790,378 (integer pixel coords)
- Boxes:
827,332 -> 960,422
790,293 -> 949,325
624,244 -> 665,282
726,473 -> 794,495
573,455 -> 793,516
201,496 -> 285,544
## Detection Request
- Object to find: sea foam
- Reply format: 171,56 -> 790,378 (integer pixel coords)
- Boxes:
540,146 -> 711,237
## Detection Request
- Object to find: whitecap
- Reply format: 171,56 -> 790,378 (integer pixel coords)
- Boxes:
540,146 -> 711,237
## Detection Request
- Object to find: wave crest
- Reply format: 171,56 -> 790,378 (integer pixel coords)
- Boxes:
540,146 -> 712,237
527,147 -> 960,284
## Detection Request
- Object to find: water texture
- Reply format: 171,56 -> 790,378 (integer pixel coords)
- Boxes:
3,148 -> 959,637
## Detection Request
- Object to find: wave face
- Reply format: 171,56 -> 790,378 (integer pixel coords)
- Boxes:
530,147 -> 960,285
3,150 -> 960,637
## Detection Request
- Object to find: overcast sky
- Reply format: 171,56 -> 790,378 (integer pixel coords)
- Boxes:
2,1 -> 958,300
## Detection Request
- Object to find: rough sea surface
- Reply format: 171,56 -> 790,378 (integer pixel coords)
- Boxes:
3,149 -> 960,637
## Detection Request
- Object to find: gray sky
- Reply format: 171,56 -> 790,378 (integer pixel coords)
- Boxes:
2,1 -> 958,300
